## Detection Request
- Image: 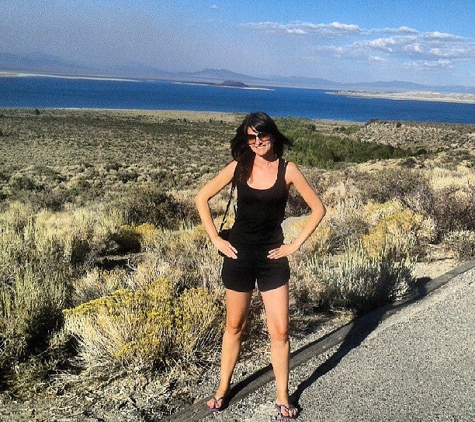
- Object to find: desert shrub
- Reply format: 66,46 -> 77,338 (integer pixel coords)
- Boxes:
34,206 -> 125,268
284,217 -> 334,258
104,222 -> 163,254
308,225 -> 335,257
362,201 -> 436,258
66,176 -> 105,205
146,224 -> 223,291
286,188 -> 310,217
0,211 -> 74,280
0,266 -> 69,389
95,222 -> 162,257
132,223 -> 162,251
118,184 -> 199,229
5,356 -> 53,396
323,198 -> 369,252
285,193 -> 369,257
428,185 -> 475,239
63,278 -> 224,374
306,243 -> 416,314
8,174 -> 42,192
443,230 -> 475,260
0,201 -> 128,389
428,165 -> 475,191
20,188 -> 75,212
72,268 -> 132,305
320,179 -> 359,209
355,167 -> 434,211
104,225 -> 142,254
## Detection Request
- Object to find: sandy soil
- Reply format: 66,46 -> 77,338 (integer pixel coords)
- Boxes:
332,90 -> 475,104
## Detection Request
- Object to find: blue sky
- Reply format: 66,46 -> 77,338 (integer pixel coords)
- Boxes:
2,0 -> 474,86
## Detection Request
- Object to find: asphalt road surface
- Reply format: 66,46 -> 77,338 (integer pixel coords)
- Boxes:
170,262 -> 475,421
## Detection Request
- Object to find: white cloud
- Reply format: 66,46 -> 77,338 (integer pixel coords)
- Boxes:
404,60 -> 453,70
369,55 -> 387,63
367,26 -> 419,35
242,20 -> 474,63
423,31 -> 464,41
367,37 -> 401,52
240,21 -> 361,37
320,34 -> 474,64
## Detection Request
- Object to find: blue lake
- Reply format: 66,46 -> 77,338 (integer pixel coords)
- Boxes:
0,76 -> 474,124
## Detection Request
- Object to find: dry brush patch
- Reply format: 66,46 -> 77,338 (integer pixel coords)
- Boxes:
63,278 -> 224,374
0,109 -> 474,419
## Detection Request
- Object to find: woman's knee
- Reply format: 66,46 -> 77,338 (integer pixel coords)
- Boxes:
225,317 -> 247,337
268,324 -> 289,342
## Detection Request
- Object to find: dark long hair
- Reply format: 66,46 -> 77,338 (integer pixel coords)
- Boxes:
230,112 -> 293,182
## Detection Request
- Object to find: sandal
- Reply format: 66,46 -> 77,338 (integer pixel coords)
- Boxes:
207,395 -> 227,412
275,403 -> 299,420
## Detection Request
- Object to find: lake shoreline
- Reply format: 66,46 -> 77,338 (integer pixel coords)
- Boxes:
332,90 -> 475,104
2,75 -> 474,123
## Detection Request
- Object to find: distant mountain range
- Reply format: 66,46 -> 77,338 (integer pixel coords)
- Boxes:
1,52 -> 474,94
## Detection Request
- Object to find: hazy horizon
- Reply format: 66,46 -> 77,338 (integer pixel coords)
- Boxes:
1,0 -> 474,87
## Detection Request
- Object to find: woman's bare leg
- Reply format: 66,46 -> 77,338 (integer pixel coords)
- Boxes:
207,288 -> 252,409
261,283 -> 298,418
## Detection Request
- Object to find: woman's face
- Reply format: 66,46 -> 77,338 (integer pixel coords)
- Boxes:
246,126 -> 274,157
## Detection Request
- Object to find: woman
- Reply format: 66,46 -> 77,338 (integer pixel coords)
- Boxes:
195,112 -> 325,419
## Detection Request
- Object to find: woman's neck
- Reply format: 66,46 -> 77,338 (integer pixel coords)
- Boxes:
253,153 -> 278,168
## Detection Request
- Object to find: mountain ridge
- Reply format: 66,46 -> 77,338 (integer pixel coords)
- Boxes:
1,52 -> 473,94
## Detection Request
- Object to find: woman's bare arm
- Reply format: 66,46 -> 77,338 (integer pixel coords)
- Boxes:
195,161 -> 238,258
268,161 -> 326,259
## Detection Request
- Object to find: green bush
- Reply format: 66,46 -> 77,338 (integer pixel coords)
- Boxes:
285,130 -> 418,169
118,184 -> 199,229
355,167 -> 433,209
429,185 -> 475,239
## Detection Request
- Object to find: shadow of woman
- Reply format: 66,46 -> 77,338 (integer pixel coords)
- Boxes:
289,276 -> 435,408
289,305 -> 389,407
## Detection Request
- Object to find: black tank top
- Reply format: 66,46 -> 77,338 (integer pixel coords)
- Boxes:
229,158 -> 289,249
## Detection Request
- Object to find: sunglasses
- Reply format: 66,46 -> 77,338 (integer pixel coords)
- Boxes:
246,131 -> 272,145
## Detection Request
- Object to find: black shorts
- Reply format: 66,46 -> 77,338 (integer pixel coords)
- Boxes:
221,251 -> 290,292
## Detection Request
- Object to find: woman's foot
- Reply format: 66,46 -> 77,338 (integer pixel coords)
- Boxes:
206,388 -> 230,412
275,402 -> 299,420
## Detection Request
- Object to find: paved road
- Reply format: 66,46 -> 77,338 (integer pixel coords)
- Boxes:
285,264 -> 475,422
172,262 -> 475,421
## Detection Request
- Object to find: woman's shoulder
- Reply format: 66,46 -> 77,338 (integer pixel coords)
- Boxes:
283,160 -> 304,182
223,159 -> 238,173
215,160 -> 238,185
283,160 -> 299,172
226,159 -> 238,168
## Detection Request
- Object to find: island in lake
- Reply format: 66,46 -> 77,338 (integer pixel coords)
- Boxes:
174,79 -> 274,91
